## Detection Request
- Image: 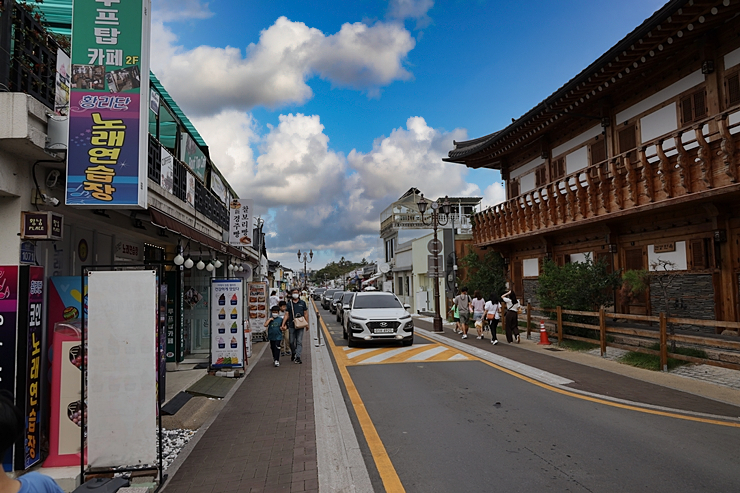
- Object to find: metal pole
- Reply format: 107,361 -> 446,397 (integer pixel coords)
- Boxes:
432,213 -> 443,332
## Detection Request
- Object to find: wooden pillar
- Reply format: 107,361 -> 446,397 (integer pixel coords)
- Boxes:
526,302 -> 531,339
659,312 -> 668,371
556,306 -> 563,343
599,306 -> 606,357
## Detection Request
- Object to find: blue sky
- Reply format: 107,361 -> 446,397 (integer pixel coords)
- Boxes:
150,0 -> 665,271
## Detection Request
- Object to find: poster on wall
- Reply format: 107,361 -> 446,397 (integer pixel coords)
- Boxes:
210,172 -> 227,204
186,172 -> 196,208
210,279 -> 244,368
160,146 -> 174,193
229,198 -> 253,247
55,49 -> 71,116
247,282 -> 267,334
66,0 -> 151,207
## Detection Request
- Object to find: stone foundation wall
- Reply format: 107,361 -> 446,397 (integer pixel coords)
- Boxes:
522,278 -> 539,307
649,273 -> 715,333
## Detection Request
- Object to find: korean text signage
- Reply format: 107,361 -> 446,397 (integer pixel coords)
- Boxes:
211,279 -> 244,368
66,0 -> 151,207
23,266 -> 44,469
0,266 -> 19,397
229,198 -> 253,247
21,211 -> 64,240
247,282 -> 267,333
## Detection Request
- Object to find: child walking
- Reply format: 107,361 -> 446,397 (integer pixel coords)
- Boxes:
265,305 -> 283,367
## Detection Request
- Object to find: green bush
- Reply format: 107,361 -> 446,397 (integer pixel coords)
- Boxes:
619,344 -> 708,371
459,248 -> 507,299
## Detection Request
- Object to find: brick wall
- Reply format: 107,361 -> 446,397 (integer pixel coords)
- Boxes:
522,279 -> 539,307
649,273 -> 715,333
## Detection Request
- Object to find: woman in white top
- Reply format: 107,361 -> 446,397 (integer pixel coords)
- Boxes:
483,292 -> 501,345
471,290 -> 487,340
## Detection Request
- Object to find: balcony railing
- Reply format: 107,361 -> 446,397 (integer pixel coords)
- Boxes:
473,109 -> 740,246
380,213 -> 473,235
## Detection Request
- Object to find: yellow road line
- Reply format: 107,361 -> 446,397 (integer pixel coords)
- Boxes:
316,303 -> 406,493
417,333 -> 740,428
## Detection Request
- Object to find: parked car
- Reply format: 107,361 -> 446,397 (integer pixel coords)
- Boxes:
337,292 -> 355,323
344,292 -> 413,347
321,289 -> 339,309
329,291 -> 345,314
313,288 -> 326,301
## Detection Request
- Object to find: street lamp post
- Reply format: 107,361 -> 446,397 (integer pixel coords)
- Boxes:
417,194 -> 451,333
297,249 -> 313,290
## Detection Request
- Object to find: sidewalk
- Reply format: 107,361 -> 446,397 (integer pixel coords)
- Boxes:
163,341 -> 318,493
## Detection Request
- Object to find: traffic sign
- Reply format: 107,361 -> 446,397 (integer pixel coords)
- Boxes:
427,238 -> 442,254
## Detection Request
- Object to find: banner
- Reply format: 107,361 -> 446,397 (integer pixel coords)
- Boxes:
210,279 -> 244,368
210,171 -> 227,204
247,282 -> 267,333
66,0 -> 151,207
22,266 -> 44,469
180,133 -> 207,182
160,146 -> 174,194
229,198 -> 253,247
55,49 -> 71,116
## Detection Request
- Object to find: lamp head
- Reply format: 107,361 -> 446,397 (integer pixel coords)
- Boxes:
309,249 -> 313,260
417,194 -> 427,214
297,250 -> 301,261
173,253 -> 184,266
442,195 -> 451,215
184,257 -> 194,269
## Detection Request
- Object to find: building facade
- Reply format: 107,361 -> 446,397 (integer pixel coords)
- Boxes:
446,0 -> 740,332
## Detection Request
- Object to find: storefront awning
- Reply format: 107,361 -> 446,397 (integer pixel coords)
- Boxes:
149,208 -> 247,260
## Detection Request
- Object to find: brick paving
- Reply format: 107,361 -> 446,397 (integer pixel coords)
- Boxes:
165,337 -> 318,493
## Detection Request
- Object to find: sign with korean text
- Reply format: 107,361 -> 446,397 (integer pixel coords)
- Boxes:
181,133 -> 207,182
229,198 -> 253,247
21,211 -> 64,240
247,282 -> 267,333
23,266 -> 44,469
427,255 -> 443,277
115,239 -> 143,260
210,279 -> 244,368
66,0 -> 151,207
0,266 -> 18,472
654,242 -> 676,253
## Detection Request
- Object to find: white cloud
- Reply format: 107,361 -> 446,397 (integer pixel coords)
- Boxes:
388,0 -> 435,29
152,0 -> 213,22
481,182 -> 507,209
150,16 -> 415,116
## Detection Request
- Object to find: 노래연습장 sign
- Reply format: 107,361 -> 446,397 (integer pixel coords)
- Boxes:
66,0 -> 151,207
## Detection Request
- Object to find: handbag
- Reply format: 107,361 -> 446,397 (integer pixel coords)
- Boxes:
290,301 -> 309,329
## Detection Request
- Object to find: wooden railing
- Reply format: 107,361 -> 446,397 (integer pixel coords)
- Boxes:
517,304 -> 740,372
473,110 -> 740,245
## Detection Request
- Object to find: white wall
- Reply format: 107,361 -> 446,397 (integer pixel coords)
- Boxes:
552,125 -> 602,158
569,252 -> 593,264
725,46 -> 740,70
510,157 -> 545,180
640,103 -> 678,143
520,172 -> 536,193
616,70 -> 704,124
522,258 -> 539,277
566,146 -> 589,175
648,241 -> 687,271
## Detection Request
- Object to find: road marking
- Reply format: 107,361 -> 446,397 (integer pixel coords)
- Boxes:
406,346 -> 448,361
316,303 -> 406,493
416,332 -> 740,429
340,343 -> 470,365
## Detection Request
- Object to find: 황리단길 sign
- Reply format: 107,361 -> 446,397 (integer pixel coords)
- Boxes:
66,0 -> 151,207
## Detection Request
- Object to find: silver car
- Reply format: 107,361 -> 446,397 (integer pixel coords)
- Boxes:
344,292 -> 413,347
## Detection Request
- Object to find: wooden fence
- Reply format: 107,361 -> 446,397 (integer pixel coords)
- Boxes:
516,304 -> 740,372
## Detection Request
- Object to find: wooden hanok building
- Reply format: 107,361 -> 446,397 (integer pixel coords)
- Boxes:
445,0 -> 740,332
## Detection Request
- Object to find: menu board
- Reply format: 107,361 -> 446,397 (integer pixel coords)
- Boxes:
210,279 -> 244,368
247,282 -> 267,334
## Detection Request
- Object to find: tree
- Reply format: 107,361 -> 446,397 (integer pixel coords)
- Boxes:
537,255 -> 622,311
459,248 -> 507,298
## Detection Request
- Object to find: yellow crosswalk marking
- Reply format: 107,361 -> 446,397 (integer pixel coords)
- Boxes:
340,343 -> 469,366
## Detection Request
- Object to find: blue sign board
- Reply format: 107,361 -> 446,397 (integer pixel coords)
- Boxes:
20,242 -> 36,265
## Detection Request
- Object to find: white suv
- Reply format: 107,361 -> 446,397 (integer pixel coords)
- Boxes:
343,292 -> 414,347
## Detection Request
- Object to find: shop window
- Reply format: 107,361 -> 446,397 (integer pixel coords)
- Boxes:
726,71 -> 740,107
689,238 -> 710,270
397,277 -> 403,295
551,158 -> 565,180
589,138 -> 607,166
618,124 -> 637,160
680,89 -> 707,125
147,134 -> 161,183
535,165 -> 548,187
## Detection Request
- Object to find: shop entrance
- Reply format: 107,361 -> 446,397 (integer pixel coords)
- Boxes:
183,269 -> 211,355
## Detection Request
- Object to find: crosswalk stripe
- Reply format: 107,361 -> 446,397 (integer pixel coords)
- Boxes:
345,348 -> 386,359
406,346 -> 448,361
448,353 -> 469,361
357,346 -> 418,364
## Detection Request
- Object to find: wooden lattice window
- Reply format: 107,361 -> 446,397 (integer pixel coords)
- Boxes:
689,238 -> 709,270
509,179 -> 520,198
618,124 -> 637,159
726,71 -> 740,107
551,158 -> 565,180
680,89 -> 707,125
535,165 -> 548,187
589,138 -> 607,166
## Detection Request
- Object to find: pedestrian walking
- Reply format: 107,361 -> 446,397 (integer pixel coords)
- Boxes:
282,287 -> 309,364
501,289 -> 521,343
471,290 -> 486,340
484,292 -> 501,345
1,392 -> 64,492
264,305 -> 283,367
448,303 -> 459,329
269,290 -> 279,310
453,287 -> 473,339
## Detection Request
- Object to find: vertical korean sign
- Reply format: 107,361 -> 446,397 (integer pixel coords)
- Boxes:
23,266 -> 44,469
0,266 -> 18,472
229,198 -> 254,247
210,279 -> 244,368
66,0 -> 151,207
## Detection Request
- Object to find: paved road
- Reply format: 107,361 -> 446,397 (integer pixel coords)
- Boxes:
316,305 -> 740,493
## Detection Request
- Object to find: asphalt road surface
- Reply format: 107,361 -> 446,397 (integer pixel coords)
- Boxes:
316,305 -> 740,493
